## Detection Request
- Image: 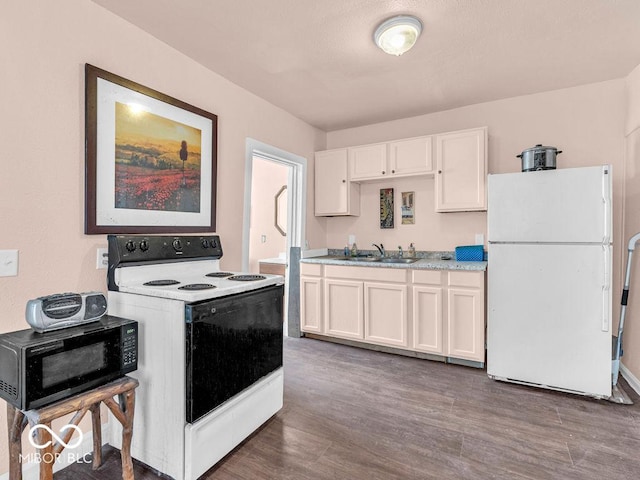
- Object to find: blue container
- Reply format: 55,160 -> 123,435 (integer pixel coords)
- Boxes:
455,245 -> 485,261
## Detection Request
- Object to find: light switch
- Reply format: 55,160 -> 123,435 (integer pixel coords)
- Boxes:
96,247 -> 108,269
0,250 -> 19,277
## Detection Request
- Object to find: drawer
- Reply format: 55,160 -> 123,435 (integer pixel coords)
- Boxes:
325,265 -> 407,283
448,270 -> 484,288
300,263 -> 323,276
412,269 -> 442,285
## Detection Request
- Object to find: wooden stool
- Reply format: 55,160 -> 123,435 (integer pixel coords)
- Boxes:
6,376 -> 139,480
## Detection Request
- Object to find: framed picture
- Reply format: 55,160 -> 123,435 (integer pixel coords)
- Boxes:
379,188 -> 394,229
85,64 -> 218,234
401,191 -> 415,224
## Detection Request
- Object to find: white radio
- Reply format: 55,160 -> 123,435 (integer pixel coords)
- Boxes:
25,292 -> 107,333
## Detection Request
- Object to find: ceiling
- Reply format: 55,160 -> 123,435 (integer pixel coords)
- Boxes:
91,0 -> 640,132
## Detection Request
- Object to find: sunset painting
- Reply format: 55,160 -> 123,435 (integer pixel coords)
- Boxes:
114,102 -> 202,212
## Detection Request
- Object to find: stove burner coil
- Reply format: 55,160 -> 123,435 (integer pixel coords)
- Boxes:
205,272 -> 234,278
178,283 -> 217,291
144,280 -> 180,286
227,275 -> 266,282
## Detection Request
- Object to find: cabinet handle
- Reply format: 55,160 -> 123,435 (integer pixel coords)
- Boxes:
391,170 -> 395,173
382,171 -> 385,174
342,179 -> 346,183
438,170 -> 442,174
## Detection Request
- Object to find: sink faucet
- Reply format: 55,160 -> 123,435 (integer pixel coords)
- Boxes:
372,243 -> 385,257
398,245 -> 403,258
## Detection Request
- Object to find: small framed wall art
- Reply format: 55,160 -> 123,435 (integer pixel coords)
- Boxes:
379,188 -> 394,229
401,191 -> 415,224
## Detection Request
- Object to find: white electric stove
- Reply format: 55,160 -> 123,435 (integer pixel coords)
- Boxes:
106,235 -> 284,480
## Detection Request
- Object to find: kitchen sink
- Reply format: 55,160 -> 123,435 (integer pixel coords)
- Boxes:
334,256 -> 381,262
378,257 -> 419,264
325,256 -> 419,264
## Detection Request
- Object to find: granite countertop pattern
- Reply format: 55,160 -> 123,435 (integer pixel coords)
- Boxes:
300,250 -> 487,272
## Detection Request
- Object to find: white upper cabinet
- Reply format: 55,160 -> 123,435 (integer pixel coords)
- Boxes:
435,127 -> 488,212
314,126 -> 487,216
388,135 -> 433,177
315,149 -> 360,216
349,136 -> 433,182
349,143 -> 388,181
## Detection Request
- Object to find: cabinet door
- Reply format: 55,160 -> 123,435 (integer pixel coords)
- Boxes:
447,287 -> 484,362
300,276 -> 323,333
364,282 -> 407,347
435,127 -> 487,212
315,149 -> 360,216
349,143 -> 388,181
389,136 -> 433,177
324,279 -> 364,339
412,286 -> 443,354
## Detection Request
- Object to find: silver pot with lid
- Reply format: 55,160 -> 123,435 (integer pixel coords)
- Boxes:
517,144 -> 562,172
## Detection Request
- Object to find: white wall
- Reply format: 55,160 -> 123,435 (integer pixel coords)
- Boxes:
0,1 -> 326,475
622,62 -> 640,384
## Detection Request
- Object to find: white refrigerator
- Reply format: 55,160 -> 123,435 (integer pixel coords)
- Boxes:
487,165 -> 612,398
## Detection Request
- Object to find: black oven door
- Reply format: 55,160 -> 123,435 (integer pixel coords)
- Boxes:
185,284 -> 284,423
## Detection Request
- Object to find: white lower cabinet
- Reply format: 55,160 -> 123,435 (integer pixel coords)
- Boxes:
300,263 -> 324,333
324,279 -> 364,339
300,263 -> 485,364
300,276 -> 323,333
413,270 -> 485,362
412,270 -> 444,354
364,282 -> 408,347
447,271 -> 485,362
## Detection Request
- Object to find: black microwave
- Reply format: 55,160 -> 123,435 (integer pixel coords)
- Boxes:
0,315 -> 137,410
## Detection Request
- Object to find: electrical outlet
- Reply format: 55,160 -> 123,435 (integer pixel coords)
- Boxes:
261,235 -> 267,243
0,250 -> 19,277
96,247 -> 108,269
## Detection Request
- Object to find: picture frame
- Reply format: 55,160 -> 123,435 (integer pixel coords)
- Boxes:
401,191 -> 415,224
85,64 -> 218,234
379,188 -> 394,229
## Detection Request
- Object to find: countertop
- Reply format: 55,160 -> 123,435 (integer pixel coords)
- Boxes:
259,257 -> 287,265
300,253 -> 487,272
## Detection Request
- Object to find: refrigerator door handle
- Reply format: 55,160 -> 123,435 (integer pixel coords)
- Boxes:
602,166 -> 611,244
602,245 -> 611,332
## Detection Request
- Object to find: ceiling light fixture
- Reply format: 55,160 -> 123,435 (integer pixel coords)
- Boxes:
374,15 -> 422,56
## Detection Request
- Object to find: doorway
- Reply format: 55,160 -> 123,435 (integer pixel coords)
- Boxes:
248,157 -> 288,272
242,138 -> 307,337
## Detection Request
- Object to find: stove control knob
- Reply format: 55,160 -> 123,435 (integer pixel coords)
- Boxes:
201,239 -> 209,248
139,240 -> 149,252
125,240 -> 136,252
210,238 -> 217,248
172,239 -> 183,251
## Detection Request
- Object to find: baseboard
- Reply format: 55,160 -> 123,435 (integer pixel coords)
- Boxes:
621,363 -> 640,395
0,423 -> 110,480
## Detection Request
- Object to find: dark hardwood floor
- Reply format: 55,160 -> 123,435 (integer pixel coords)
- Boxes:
57,336 -> 640,479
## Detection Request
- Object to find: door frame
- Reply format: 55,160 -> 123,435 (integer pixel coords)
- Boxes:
243,138 -> 307,336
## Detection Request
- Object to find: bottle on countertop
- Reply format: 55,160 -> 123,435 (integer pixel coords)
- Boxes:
397,245 -> 403,258
408,243 -> 416,257
351,242 -> 358,257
